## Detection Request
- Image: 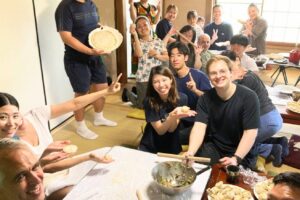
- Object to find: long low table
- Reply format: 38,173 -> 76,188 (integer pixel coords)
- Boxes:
276,104 -> 300,125
63,146 -> 212,200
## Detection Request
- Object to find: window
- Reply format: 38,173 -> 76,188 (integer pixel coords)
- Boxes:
217,0 -> 300,44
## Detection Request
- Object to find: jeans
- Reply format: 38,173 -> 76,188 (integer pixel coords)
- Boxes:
256,108 -> 283,158
256,109 -> 283,143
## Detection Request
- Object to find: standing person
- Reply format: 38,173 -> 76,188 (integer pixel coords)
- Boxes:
241,3 -> 267,56
139,66 -> 196,154
204,5 -> 233,51
0,138 -> 45,200
230,34 -> 259,72
125,16 -> 168,109
197,33 -> 214,74
184,55 -> 260,169
197,16 -> 205,31
55,0 -> 117,140
155,4 -> 178,42
129,0 -> 161,26
168,42 -> 211,144
221,50 -> 288,167
187,10 -> 203,43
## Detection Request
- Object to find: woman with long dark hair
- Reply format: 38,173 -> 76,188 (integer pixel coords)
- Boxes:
139,66 -> 196,154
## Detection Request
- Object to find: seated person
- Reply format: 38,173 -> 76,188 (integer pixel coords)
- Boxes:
268,172 -> 300,200
197,33 -> 214,74
168,42 -> 211,143
197,16 -> 205,31
163,25 -> 202,69
230,34 -> 259,72
184,55 -> 260,169
0,138 -> 45,200
139,66 -> 196,154
0,76 -> 120,197
221,50 -> 289,167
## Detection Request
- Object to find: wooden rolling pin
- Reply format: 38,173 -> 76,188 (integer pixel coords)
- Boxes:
157,152 -> 211,163
175,30 -> 198,48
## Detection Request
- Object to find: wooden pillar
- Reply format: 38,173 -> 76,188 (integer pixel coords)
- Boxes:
115,0 -> 128,84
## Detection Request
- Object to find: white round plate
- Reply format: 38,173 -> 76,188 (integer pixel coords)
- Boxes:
275,84 -> 300,95
253,179 -> 273,200
287,101 -> 300,114
88,26 -> 123,52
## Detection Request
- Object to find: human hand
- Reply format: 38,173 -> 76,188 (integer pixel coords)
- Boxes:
156,0 -> 161,10
195,45 -> 204,55
148,49 -> 158,58
182,151 -> 195,167
42,140 -> 71,156
129,24 -> 138,36
212,29 -> 218,42
90,48 -> 110,56
219,156 -> 238,166
186,73 -> 197,93
89,153 -> 114,163
40,151 -> 70,167
167,26 -> 177,36
169,106 -> 197,119
108,73 -> 122,94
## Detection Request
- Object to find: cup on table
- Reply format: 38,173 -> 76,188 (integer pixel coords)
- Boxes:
226,165 -> 240,184
292,91 -> 300,102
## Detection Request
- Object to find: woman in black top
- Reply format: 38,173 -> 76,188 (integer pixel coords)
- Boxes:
139,66 -> 196,154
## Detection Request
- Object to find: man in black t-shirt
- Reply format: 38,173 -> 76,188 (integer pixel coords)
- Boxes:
185,55 -> 260,169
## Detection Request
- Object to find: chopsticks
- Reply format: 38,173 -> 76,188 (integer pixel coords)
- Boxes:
157,152 -> 211,163
175,30 -> 198,48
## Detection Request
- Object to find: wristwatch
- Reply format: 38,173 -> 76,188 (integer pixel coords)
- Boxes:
233,154 -> 243,164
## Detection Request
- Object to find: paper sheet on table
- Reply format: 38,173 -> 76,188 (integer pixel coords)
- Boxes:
266,85 -> 292,105
46,147 -> 111,195
63,146 -> 211,200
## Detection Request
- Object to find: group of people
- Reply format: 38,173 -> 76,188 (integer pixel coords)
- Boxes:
0,0 -> 296,199
124,0 -> 288,169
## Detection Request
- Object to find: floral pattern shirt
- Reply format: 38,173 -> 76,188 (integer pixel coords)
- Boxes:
136,38 -> 166,82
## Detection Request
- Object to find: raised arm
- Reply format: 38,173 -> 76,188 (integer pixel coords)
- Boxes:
50,74 -> 121,119
153,1 -> 161,24
130,24 -> 143,58
129,0 -> 137,22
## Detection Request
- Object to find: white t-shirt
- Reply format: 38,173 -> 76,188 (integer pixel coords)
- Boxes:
241,53 -> 259,72
21,105 -> 53,157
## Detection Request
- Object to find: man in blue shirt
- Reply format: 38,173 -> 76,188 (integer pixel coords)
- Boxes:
168,42 -> 211,144
55,0 -> 117,140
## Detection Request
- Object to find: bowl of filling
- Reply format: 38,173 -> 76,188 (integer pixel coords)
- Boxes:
152,161 -> 197,195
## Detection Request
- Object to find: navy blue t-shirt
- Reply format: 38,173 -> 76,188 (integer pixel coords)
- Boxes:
55,0 -> 99,62
204,22 -> 233,50
155,18 -> 172,40
139,93 -> 188,154
196,84 -> 260,154
175,68 -> 211,110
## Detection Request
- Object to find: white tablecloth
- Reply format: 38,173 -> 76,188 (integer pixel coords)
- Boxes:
63,146 -> 211,200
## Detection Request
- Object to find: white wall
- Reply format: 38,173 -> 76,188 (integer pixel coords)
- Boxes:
34,0 -> 73,128
0,0 -> 45,113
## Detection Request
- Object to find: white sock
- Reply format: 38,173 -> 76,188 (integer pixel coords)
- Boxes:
76,121 -> 98,139
94,112 -> 117,127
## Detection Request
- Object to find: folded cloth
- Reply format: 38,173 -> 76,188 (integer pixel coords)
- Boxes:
283,134 -> 300,169
126,108 -> 145,120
